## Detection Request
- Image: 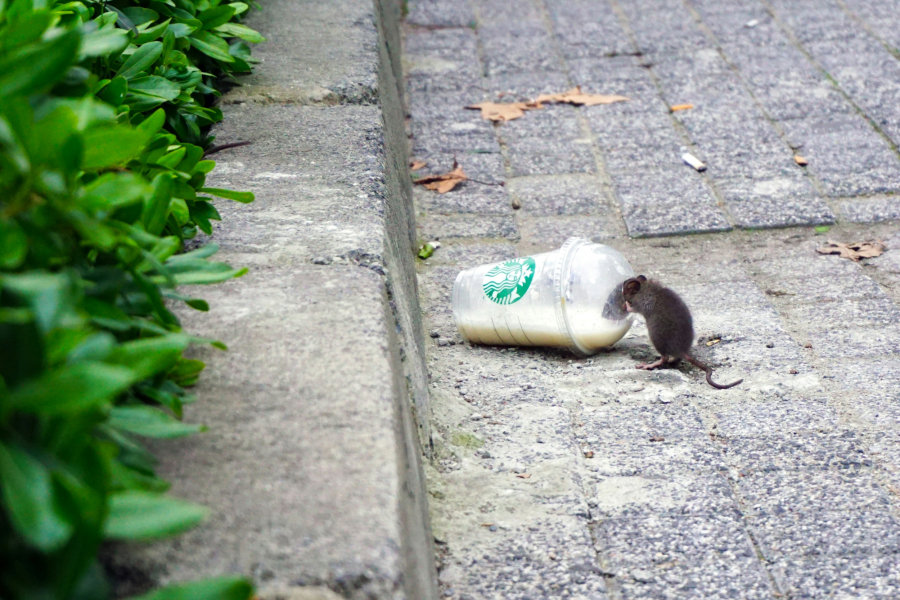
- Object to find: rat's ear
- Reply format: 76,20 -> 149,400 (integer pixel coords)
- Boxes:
623,278 -> 642,296
636,275 -> 647,282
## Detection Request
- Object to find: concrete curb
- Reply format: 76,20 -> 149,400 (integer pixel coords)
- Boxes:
110,1 -> 438,598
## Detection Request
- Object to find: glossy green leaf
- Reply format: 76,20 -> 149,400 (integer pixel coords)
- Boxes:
109,405 -> 204,438
167,358 -> 204,386
115,41 -> 163,79
97,75 -> 128,106
228,2 -> 249,15
142,173 -> 174,235
188,30 -> 234,62
125,75 -> 181,111
81,125 -> 148,169
213,22 -> 264,43
104,491 -> 206,541
197,5 -> 234,30
1,11 -> 54,51
106,5 -> 137,32
128,576 -> 253,600
80,27 -> 129,58
121,6 -> 159,25
9,362 -> 136,413
0,271 -> 71,334
0,217 -> 28,269
135,18 -> 171,44
172,267 -> 247,285
0,442 -> 74,551
199,187 -> 253,203
106,334 -> 188,380
0,29 -> 80,97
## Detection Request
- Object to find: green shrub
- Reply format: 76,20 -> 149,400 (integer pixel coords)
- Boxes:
0,0 -> 263,597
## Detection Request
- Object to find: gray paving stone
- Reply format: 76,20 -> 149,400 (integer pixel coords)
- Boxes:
774,554 -> 900,599
413,184 -> 511,216
790,297 -> 900,331
486,71 -> 573,101
473,0 -> 544,23
720,432 -> 873,473
545,0 -> 633,59
518,216 -> 621,247
612,169 -> 732,237
767,0 -> 861,44
477,23 -> 561,77
834,357 -> 900,391
808,325 -> 900,359
748,510 -> 900,561
761,271 -> 885,303
713,397 -> 840,438
840,196 -> 900,223
411,120 -> 499,155
583,435 -> 727,478
627,258 -> 750,286
426,241 -> 517,267
779,117 -> 900,199
736,469 -> 889,516
505,139 -> 596,177
597,124 -> 687,172
434,516 -> 610,600
595,514 -> 773,600
588,473 -> 738,519
853,394 -> 900,429
507,174 -> 611,216
843,0 -> 900,54
747,254 -> 864,279
406,0 -> 475,27
404,30 -> 484,94
418,214 -> 519,240
581,404 -> 709,440
718,177 -> 835,229
499,105 -> 585,141
412,151 -> 505,185
408,89 -> 491,125
678,279 -> 780,309
704,333 -> 810,372
618,0 -> 714,56
750,79 -> 854,122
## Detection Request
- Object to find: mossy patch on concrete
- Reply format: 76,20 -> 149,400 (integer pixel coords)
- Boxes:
450,431 -> 484,449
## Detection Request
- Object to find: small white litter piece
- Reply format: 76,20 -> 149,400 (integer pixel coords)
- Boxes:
745,19 -> 759,28
682,153 -> 707,172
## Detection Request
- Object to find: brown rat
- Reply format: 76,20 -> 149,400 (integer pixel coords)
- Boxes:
621,275 -> 742,390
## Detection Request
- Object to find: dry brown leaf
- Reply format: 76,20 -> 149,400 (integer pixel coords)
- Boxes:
583,450 -> 595,458
794,155 -> 809,166
413,160 -> 467,194
535,86 -> 629,106
816,240 -> 886,262
649,436 -> 665,442
466,101 -> 539,122
516,473 -> 532,479
670,103 -> 694,111
410,160 -> 427,171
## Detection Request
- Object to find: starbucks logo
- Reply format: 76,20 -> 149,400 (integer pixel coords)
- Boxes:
482,257 -> 535,305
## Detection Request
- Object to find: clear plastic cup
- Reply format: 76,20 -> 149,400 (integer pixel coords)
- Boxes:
452,237 -> 635,356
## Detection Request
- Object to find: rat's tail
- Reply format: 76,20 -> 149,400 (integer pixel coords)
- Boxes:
685,355 -> 742,390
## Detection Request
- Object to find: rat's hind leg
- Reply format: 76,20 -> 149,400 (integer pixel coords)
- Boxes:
636,355 -> 669,370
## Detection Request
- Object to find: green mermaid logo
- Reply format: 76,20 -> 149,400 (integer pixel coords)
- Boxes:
482,258 -> 535,305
